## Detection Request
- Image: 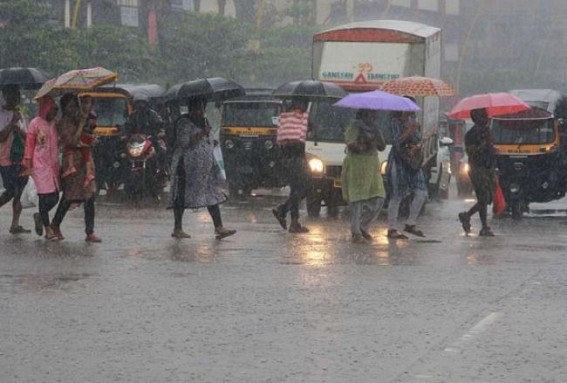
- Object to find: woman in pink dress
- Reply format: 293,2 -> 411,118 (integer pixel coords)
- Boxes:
22,96 -> 60,239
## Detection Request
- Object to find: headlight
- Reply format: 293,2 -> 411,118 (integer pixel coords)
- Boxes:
128,145 -> 144,158
308,158 -> 324,174
380,161 -> 388,176
225,139 -> 234,149
264,140 -> 274,150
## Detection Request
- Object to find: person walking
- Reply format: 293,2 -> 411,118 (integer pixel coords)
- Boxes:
21,96 -> 60,239
50,93 -> 101,242
386,106 -> 428,239
168,98 -> 235,240
272,100 -> 312,233
0,85 -> 30,234
341,109 -> 386,242
458,108 -> 497,236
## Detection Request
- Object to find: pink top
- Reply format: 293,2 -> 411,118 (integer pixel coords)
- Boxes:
24,116 -> 60,194
276,110 -> 309,144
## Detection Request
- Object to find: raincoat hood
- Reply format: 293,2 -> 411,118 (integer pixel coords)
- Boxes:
38,96 -> 56,120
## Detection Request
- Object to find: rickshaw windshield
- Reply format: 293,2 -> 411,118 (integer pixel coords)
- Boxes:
491,118 -> 555,145
222,102 -> 281,127
92,97 -> 129,127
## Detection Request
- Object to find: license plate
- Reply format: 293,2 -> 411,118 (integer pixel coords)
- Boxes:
333,178 -> 342,188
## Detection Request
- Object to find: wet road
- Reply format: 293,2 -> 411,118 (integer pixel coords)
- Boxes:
1,189 -> 566,382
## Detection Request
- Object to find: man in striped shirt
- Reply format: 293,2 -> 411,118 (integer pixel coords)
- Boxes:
272,100 -> 312,233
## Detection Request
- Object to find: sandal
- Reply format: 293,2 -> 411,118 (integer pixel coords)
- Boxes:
9,225 -> 31,234
215,227 -> 236,240
288,223 -> 309,234
404,224 -> 425,237
458,212 -> 471,234
171,230 -> 191,239
387,229 -> 408,240
479,227 -> 495,237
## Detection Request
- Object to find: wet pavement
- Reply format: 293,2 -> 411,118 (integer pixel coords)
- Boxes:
1,188 -> 566,382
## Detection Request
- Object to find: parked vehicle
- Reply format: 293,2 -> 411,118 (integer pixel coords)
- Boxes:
491,106 -> 565,218
307,20 -> 447,216
81,84 -> 166,195
219,89 -> 286,197
442,116 -> 473,196
123,133 -> 167,202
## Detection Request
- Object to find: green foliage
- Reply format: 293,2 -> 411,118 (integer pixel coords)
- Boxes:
159,12 -> 251,84
0,0 -> 52,26
0,4 -> 323,90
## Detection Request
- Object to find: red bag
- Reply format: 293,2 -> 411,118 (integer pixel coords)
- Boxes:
493,176 -> 506,215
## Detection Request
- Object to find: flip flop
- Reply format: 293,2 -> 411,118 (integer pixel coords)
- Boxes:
404,225 -> 425,237
387,229 -> 408,240
171,231 -> 191,239
215,229 -> 236,240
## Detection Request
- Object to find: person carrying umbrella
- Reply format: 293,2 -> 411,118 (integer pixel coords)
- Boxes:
386,97 -> 427,239
341,109 -> 386,242
167,97 -> 236,240
0,84 -> 31,234
458,108 -> 497,236
272,99 -> 312,234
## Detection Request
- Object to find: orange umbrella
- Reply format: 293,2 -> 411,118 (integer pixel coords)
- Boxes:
449,92 -> 531,119
35,67 -> 117,99
380,76 -> 456,97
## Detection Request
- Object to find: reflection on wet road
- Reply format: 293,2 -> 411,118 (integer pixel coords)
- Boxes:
1,190 -> 566,382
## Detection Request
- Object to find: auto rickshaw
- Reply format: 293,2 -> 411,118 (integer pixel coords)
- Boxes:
491,107 -> 566,218
81,83 -> 165,194
219,89 -> 286,197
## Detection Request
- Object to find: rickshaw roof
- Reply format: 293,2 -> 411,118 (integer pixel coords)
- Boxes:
98,83 -> 166,102
508,89 -> 563,114
224,88 -> 282,103
491,107 -> 553,121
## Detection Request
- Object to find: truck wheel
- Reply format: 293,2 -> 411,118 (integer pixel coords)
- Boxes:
306,194 -> 322,218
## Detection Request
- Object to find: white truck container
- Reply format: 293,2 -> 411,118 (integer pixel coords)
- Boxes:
306,20 -> 448,217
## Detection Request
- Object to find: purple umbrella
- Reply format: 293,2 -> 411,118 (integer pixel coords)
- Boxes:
334,90 -> 421,111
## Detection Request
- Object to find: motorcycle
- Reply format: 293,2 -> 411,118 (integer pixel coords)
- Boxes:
122,132 -> 168,202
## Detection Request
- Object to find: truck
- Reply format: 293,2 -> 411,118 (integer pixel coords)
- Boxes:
306,19 -> 448,217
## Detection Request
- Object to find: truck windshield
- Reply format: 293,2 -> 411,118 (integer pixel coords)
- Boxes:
309,101 -> 394,144
222,102 -> 281,127
92,97 -> 128,128
308,100 -> 355,142
491,118 -> 555,145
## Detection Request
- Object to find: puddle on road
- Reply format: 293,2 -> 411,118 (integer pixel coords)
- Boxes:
0,273 -> 92,292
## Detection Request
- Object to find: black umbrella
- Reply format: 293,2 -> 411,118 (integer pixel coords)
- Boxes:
165,77 -> 245,102
0,67 -> 50,89
273,80 -> 346,99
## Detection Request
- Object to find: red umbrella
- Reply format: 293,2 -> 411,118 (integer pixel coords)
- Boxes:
449,92 -> 531,119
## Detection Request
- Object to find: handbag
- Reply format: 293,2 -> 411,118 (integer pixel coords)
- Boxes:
396,143 -> 424,171
212,144 -> 226,182
10,133 -> 25,163
493,176 -> 506,215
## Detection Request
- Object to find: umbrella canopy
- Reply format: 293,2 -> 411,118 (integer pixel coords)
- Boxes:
273,80 -> 346,99
0,67 -> 50,89
334,90 -> 421,111
35,67 -> 117,99
380,76 -> 456,97
165,77 -> 245,102
448,92 -> 531,119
